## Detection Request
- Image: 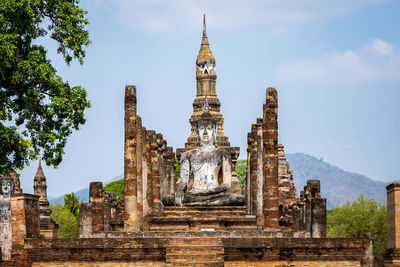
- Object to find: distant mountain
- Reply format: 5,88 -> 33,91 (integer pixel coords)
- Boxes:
286,153 -> 388,209
50,174 -> 123,205
50,154 -> 390,210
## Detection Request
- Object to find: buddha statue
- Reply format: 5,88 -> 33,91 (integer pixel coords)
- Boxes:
174,100 -> 245,206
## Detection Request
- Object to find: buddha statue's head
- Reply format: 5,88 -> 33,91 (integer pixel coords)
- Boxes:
198,95 -> 217,147
198,120 -> 216,147
1,178 -> 13,198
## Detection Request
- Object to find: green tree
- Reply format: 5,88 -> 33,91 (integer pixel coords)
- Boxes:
0,0 -> 91,174
235,159 -> 247,185
105,179 -> 124,197
327,194 -> 387,264
63,192 -> 80,220
175,156 -> 180,179
50,203 -> 79,238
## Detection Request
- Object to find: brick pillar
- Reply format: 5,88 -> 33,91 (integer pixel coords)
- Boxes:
384,182 -> 400,266
256,121 -> 264,226
166,147 -> 176,197
262,87 -> 279,229
151,132 -> 162,213
247,121 -> 264,228
387,183 -> 400,249
89,182 -> 104,232
124,85 -> 139,231
11,194 -> 40,255
247,127 -> 256,216
146,131 -> 154,216
103,192 -> 113,232
246,136 -> 252,214
141,128 -> 149,230
159,140 -> 167,202
79,203 -> 93,237
136,117 -> 144,230
296,180 -> 326,237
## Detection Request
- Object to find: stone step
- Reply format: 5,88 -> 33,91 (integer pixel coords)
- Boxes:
163,206 -> 247,214
149,215 -> 256,222
166,263 -> 223,267
161,211 -> 248,217
169,238 -> 223,246
166,238 -> 224,267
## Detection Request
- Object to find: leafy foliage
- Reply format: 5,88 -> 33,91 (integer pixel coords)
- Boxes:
105,179 -> 124,197
63,192 -> 80,220
50,203 -> 79,238
327,194 -> 387,263
175,156 -> 180,179
236,159 -> 247,184
0,0 -> 91,174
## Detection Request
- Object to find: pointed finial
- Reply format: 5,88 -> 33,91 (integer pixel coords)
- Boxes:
34,158 -> 45,181
203,14 -> 207,37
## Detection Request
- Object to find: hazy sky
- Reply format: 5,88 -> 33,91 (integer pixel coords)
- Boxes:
19,0 -> 400,198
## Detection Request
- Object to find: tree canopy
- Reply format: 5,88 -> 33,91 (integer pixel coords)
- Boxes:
50,203 -> 79,238
0,0 -> 91,174
63,192 -> 80,220
105,179 -> 124,197
327,194 -> 387,264
236,159 -> 247,184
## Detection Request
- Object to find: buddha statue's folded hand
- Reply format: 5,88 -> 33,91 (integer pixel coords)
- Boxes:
189,183 -> 230,196
174,183 -> 187,206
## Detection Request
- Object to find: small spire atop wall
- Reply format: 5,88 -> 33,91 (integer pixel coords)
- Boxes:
34,159 -> 47,201
33,159 -> 58,238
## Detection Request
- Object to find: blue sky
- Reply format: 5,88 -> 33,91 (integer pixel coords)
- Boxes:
19,0 -> 400,198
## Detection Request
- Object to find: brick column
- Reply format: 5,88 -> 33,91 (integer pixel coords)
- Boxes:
146,131 -> 154,216
89,182 -> 104,233
11,194 -> 40,254
247,127 -> 256,216
262,87 -> 279,229
136,117 -> 144,229
79,203 -> 93,238
124,85 -> 139,231
384,182 -> 400,265
141,128 -> 150,230
387,183 -> 400,249
151,132 -> 162,213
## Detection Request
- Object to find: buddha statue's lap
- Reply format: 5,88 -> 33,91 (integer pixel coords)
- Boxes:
174,111 -> 245,206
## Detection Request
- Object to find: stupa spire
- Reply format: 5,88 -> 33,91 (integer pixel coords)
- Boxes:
34,159 -> 47,201
202,14 -> 207,42
196,14 -> 215,68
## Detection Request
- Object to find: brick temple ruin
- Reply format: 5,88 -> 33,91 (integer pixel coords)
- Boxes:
0,16 -> 400,267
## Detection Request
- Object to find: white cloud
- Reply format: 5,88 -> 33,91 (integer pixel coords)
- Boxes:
273,39 -> 400,85
88,0 -> 389,33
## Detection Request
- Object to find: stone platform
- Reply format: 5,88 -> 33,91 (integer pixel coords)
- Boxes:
148,206 -> 257,232
17,236 -> 370,266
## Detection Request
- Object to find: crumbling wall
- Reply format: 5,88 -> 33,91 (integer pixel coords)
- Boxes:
296,180 -> 327,237
247,88 -> 326,235
80,85 -> 176,236
247,88 -> 280,229
277,144 -> 297,230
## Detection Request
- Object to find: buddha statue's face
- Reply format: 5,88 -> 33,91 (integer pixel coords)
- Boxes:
1,180 -> 13,198
198,121 -> 216,147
